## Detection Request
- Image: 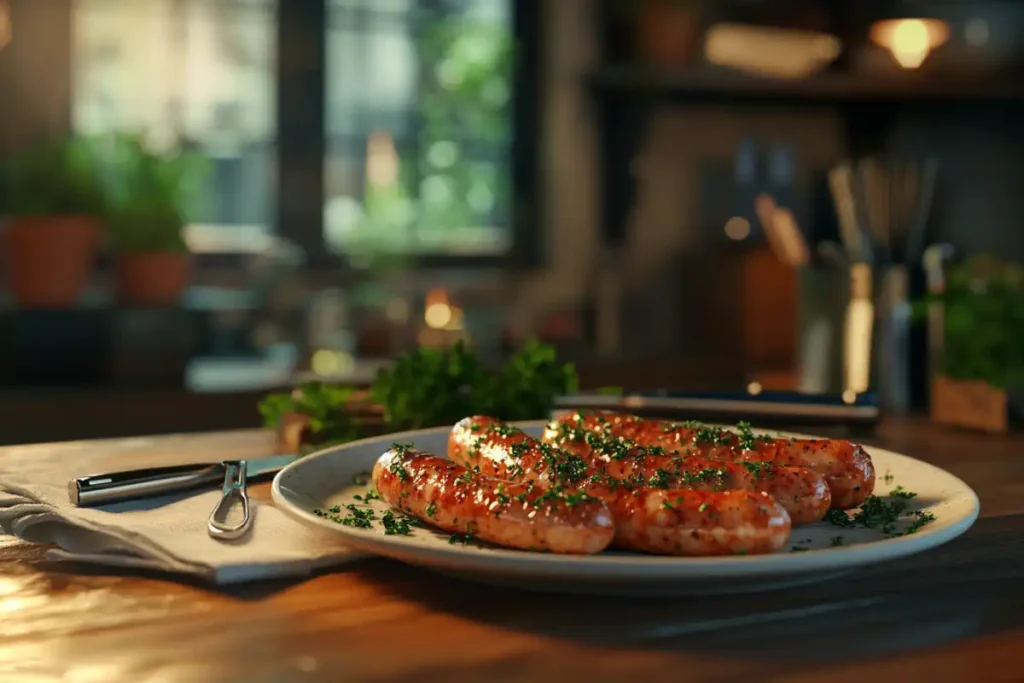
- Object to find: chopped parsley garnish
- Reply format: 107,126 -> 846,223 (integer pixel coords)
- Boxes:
692,425 -> 728,446
381,510 -> 414,535
313,503 -> 376,529
353,488 -> 381,503
890,485 -> 915,499
449,533 -> 476,545
387,445 -> 413,482
825,487 -> 936,537
647,468 -> 673,489
494,483 -> 510,506
425,501 -> 438,518
736,421 -> 758,451
489,422 -> 519,437
454,471 -> 475,485
680,467 -> 726,487
741,461 -> 773,480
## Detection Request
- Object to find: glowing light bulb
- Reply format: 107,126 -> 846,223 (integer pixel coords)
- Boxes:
870,18 -> 950,70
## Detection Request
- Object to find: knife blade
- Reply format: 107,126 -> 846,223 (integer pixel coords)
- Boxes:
553,390 -> 879,430
69,453 -> 300,508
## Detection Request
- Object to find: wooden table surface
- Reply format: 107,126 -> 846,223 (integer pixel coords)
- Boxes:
2,418 -> 1023,682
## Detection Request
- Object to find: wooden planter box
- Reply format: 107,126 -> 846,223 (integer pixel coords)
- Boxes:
931,374 -> 1008,434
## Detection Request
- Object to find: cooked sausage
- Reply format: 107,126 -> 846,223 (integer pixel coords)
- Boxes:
453,415 -> 829,524
598,487 -> 791,556
448,417 -> 792,555
372,445 -> 614,555
545,411 -> 874,509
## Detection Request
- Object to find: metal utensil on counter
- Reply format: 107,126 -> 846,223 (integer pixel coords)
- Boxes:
828,163 -> 872,265
831,156 -> 939,412
207,460 -> 251,540
755,193 -> 810,267
554,390 -> 879,431
69,454 -> 299,507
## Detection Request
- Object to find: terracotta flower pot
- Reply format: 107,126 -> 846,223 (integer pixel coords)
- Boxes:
2,215 -> 101,308
114,251 -> 190,307
635,3 -> 702,67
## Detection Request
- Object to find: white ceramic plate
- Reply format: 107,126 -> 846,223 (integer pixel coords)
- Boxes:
272,422 -> 980,596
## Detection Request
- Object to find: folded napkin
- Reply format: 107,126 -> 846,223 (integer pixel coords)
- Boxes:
0,431 -> 364,584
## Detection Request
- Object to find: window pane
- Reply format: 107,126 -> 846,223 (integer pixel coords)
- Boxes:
324,0 -> 513,256
71,0 -> 277,245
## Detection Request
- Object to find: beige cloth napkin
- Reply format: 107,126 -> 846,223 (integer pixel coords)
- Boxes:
0,431 -> 364,583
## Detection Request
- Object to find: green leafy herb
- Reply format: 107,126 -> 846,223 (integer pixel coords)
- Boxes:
314,504 -> 375,529
258,382 -> 359,450
825,487 -> 936,537
741,461 -> 773,480
259,340 -> 576,451
381,510 -> 413,535
101,132 -> 207,253
736,421 -> 757,451
0,135 -> 109,217
927,255 -> 1024,388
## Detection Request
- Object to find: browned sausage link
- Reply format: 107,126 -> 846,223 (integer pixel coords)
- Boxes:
449,415 -> 592,488
596,487 -> 791,556
449,418 -> 793,554
595,456 -> 830,526
372,446 -> 614,555
546,411 -> 874,510
455,415 -> 829,524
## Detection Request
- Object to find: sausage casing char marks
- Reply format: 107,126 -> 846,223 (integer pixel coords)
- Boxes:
545,411 -> 874,510
372,445 -> 614,555
448,417 -> 792,555
452,415 -> 828,524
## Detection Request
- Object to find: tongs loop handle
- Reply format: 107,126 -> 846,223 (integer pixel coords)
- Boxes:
207,460 -> 250,540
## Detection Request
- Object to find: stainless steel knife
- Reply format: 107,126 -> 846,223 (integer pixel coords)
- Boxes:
68,454 -> 300,508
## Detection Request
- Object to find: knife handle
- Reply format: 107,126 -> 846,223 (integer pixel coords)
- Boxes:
69,462 -> 227,508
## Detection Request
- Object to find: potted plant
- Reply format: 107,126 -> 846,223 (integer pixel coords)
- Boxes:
928,255 -> 1024,433
103,134 -> 206,307
0,136 -> 107,308
623,0 -> 705,67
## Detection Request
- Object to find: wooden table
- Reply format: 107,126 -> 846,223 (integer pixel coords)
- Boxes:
2,419 -> 1023,682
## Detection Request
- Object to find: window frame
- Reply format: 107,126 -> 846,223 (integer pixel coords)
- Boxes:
280,0 -> 543,272
4,0 -> 543,275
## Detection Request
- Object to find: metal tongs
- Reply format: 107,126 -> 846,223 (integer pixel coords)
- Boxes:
206,460 -> 251,541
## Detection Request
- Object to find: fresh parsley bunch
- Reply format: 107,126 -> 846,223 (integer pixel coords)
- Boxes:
258,382 -> 361,448
370,341 -> 490,431
258,341 -> 579,442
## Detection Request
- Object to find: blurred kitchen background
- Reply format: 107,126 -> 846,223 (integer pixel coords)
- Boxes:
1,0 -> 1023,443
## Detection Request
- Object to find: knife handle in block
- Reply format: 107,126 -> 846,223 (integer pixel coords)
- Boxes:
69,462 -> 226,507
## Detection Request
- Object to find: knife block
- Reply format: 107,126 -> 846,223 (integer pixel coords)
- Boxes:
677,245 -> 798,383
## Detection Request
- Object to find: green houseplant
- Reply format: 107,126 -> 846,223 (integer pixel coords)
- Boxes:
0,136 -> 107,308
103,133 -> 206,306
927,255 -> 1024,432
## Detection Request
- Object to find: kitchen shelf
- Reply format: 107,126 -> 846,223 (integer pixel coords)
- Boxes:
587,65 -> 1024,105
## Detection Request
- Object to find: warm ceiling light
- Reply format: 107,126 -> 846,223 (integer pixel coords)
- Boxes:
870,18 -> 950,69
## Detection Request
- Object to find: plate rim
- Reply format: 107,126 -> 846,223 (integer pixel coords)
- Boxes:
271,421 -> 981,580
